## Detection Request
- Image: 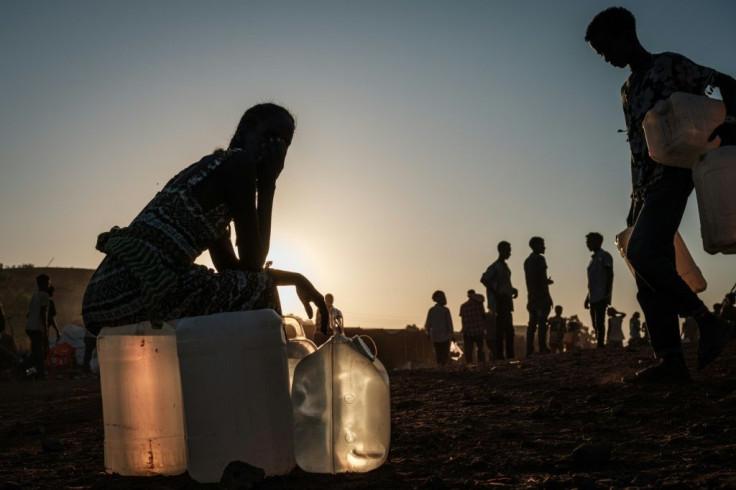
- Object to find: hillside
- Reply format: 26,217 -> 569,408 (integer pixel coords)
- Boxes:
0,267 -> 94,351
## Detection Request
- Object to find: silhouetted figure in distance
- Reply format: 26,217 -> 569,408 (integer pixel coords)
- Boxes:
584,232 -> 613,349
424,290 -> 454,367
524,236 -> 553,357
459,289 -> 487,365
606,307 -> 626,348
547,305 -> 566,354
481,241 -> 518,360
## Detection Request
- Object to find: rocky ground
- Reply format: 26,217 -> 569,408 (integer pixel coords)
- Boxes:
1,341 -> 735,489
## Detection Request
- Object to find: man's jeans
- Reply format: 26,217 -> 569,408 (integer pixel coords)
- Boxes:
526,306 -> 551,356
494,294 -> 515,359
26,330 -> 45,376
463,334 -> 486,364
627,166 -> 705,358
589,300 -> 608,348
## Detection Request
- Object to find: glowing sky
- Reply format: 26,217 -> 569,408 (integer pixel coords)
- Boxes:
2,1 -> 735,334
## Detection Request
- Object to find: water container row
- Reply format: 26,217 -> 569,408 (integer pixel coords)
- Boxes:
642,92 -> 736,254
97,309 -> 390,483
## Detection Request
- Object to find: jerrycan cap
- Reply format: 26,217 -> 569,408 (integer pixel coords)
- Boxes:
346,335 -> 376,362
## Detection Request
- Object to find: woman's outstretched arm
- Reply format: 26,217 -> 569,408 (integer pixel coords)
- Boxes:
269,268 -> 330,334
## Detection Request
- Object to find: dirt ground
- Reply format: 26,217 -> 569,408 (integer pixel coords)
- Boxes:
1,341 -> 735,489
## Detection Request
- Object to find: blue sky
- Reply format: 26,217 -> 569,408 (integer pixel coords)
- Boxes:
1,1 -> 734,333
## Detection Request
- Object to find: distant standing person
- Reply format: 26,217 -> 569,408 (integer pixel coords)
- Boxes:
481,241 -> 518,360
26,274 -> 51,378
606,307 -> 627,348
681,317 -> 699,344
46,285 -> 61,346
721,293 -> 736,325
629,311 -> 642,346
586,7 -> 735,382
547,305 -> 566,354
523,237 -> 553,357
459,290 -> 486,365
315,293 -> 344,335
425,290 -> 453,367
584,232 -> 613,349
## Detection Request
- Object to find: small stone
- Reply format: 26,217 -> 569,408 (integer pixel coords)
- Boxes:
220,461 -> 265,490
41,437 -> 63,453
421,474 -> 448,489
610,405 -> 626,417
581,422 -> 598,434
572,443 -> 612,467
584,393 -> 601,405
547,397 -> 563,411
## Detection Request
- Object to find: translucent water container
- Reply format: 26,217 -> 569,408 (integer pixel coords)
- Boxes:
284,316 -> 317,391
693,146 -> 736,254
643,92 -> 725,168
292,334 -> 390,474
176,310 -> 295,483
97,322 -> 187,476
615,227 -> 707,293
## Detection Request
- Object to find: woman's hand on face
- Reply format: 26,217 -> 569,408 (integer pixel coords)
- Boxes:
257,137 -> 287,185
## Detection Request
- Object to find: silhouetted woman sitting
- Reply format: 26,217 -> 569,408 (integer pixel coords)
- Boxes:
82,103 -> 328,335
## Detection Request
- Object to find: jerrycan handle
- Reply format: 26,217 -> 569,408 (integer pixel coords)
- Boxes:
348,335 -> 378,362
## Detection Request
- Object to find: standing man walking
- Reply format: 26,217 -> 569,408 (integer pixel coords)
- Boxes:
585,7 -> 735,382
459,289 -> 487,365
481,241 -> 518,360
584,232 -> 613,348
523,237 -> 553,357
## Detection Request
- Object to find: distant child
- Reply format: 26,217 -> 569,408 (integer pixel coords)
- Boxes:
606,307 -> 626,348
425,290 -> 454,367
564,315 -> 582,355
547,305 -> 566,353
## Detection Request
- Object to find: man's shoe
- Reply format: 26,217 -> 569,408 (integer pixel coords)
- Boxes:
697,317 -> 734,371
624,357 -> 692,384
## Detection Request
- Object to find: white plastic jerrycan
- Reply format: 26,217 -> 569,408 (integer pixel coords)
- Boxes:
176,309 -> 295,483
643,92 -> 725,168
615,227 -> 707,293
284,317 -> 317,392
292,334 -> 390,474
693,146 -> 736,254
97,322 -> 187,476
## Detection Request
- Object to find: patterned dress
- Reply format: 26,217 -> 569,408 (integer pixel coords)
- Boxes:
82,149 -> 277,334
621,52 -> 714,222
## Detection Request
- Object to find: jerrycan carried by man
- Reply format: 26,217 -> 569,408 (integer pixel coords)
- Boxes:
97,321 -> 187,476
292,334 -> 390,474
176,309 -> 295,483
615,227 -> 707,293
693,146 -> 736,254
643,92 -> 725,168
